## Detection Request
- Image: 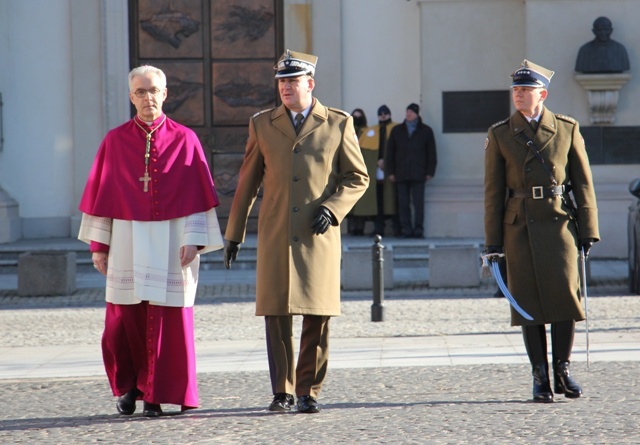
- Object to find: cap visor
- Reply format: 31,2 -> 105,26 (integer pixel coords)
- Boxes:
275,70 -> 310,79
511,80 -> 545,88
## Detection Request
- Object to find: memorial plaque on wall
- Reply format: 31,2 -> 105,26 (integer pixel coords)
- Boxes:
442,91 -> 510,133
582,126 -> 640,165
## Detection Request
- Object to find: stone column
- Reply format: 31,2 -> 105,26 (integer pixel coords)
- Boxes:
0,186 -> 21,243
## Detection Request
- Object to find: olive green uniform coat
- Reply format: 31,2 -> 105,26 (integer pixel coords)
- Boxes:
352,122 -> 398,217
225,100 -> 369,316
484,107 -> 599,326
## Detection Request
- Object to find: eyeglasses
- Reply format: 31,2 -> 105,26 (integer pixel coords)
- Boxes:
132,88 -> 163,98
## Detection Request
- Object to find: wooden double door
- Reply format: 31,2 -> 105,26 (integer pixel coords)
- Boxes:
129,0 -> 284,230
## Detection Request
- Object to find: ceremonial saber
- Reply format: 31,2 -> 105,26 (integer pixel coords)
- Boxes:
580,248 -> 590,369
482,253 -> 534,321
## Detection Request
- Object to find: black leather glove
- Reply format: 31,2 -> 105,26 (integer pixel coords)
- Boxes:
311,206 -> 335,235
580,238 -> 595,258
486,245 -> 503,254
224,240 -> 240,269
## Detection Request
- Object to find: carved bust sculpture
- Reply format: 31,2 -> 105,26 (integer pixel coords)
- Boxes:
575,16 -> 630,73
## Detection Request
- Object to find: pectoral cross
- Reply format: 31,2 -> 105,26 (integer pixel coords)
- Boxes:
139,170 -> 151,192
133,114 -> 166,193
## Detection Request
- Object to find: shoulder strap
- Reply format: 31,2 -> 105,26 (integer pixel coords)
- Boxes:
517,134 -> 579,229
516,133 -> 557,186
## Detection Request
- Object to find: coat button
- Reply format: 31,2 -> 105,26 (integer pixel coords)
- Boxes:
294,148 -> 300,153
525,168 -> 531,172
293,236 -> 299,242
293,207 -> 299,212
293,176 -> 299,182
553,216 -> 559,221
529,219 -> 534,223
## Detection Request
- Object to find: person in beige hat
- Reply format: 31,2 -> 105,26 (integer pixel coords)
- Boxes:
224,50 -> 368,413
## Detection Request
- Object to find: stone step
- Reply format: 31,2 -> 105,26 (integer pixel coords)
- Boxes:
0,237 -> 484,274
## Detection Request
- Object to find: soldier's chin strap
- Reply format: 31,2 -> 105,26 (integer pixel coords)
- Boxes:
481,253 -> 534,321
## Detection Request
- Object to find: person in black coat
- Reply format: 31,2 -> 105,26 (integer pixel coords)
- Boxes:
386,103 -> 437,238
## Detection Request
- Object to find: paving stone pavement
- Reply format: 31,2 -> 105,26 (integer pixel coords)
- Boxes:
1,363 -> 639,444
1,259 -> 639,444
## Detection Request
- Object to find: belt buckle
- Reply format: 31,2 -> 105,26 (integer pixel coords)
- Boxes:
532,186 -> 544,199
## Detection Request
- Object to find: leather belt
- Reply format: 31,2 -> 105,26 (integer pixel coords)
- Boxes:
508,185 -> 565,199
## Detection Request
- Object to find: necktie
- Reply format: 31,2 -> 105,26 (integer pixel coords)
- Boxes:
294,113 -> 304,134
530,119 -> 538,131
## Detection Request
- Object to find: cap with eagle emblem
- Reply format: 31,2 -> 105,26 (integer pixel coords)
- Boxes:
274,49 -> 318,79
511,59 -> 554,89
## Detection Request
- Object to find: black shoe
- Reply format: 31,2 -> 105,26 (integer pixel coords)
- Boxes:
297,395 -> 320,413
532,364 -> 554,403
553,361 -> 583,398
116,389 -> 140,415
142,402 -> 163,417
268,393 -> 294,412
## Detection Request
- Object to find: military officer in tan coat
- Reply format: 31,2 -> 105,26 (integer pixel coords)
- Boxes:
224,50 -> 368,413
484,60 -> 599,403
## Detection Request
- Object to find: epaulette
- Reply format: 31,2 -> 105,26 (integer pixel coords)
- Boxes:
252,108 -> 274,118
328,107 -> 350,117
555,113 -> 577,124
489,117 -> 509,129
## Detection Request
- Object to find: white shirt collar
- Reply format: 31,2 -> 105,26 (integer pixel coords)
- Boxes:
289,104 -> 311,121
525,110 -> 543,123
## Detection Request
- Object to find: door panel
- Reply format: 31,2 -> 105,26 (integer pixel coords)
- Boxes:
130,0 -> 283,231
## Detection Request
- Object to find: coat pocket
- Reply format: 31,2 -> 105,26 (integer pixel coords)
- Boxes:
503,209 -> 517,225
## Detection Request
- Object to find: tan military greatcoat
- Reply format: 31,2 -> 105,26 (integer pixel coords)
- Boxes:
225,100 -> 368,316
484,107 -> 600,326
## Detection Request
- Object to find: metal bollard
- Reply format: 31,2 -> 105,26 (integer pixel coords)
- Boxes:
371,234 -> 384,322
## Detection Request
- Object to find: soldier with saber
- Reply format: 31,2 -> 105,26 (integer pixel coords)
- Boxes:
484,60 -> 599,403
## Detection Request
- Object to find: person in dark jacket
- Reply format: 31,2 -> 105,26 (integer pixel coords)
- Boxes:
386,103 -> 437,238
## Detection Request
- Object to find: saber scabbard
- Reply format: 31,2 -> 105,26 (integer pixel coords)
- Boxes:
481,253 -> 534,321
580,248 -> 590,369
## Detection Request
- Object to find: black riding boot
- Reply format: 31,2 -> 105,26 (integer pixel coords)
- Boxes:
522,325 -> 553,403
551,320 -> 583,398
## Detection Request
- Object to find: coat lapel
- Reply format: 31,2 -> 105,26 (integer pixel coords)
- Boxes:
272,105 -> 297,140
271,100 -> 330,143
510,107 -> 557,164
298,99 -> 328,140
510,111 -> 536,164
533,107 -> 557,152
